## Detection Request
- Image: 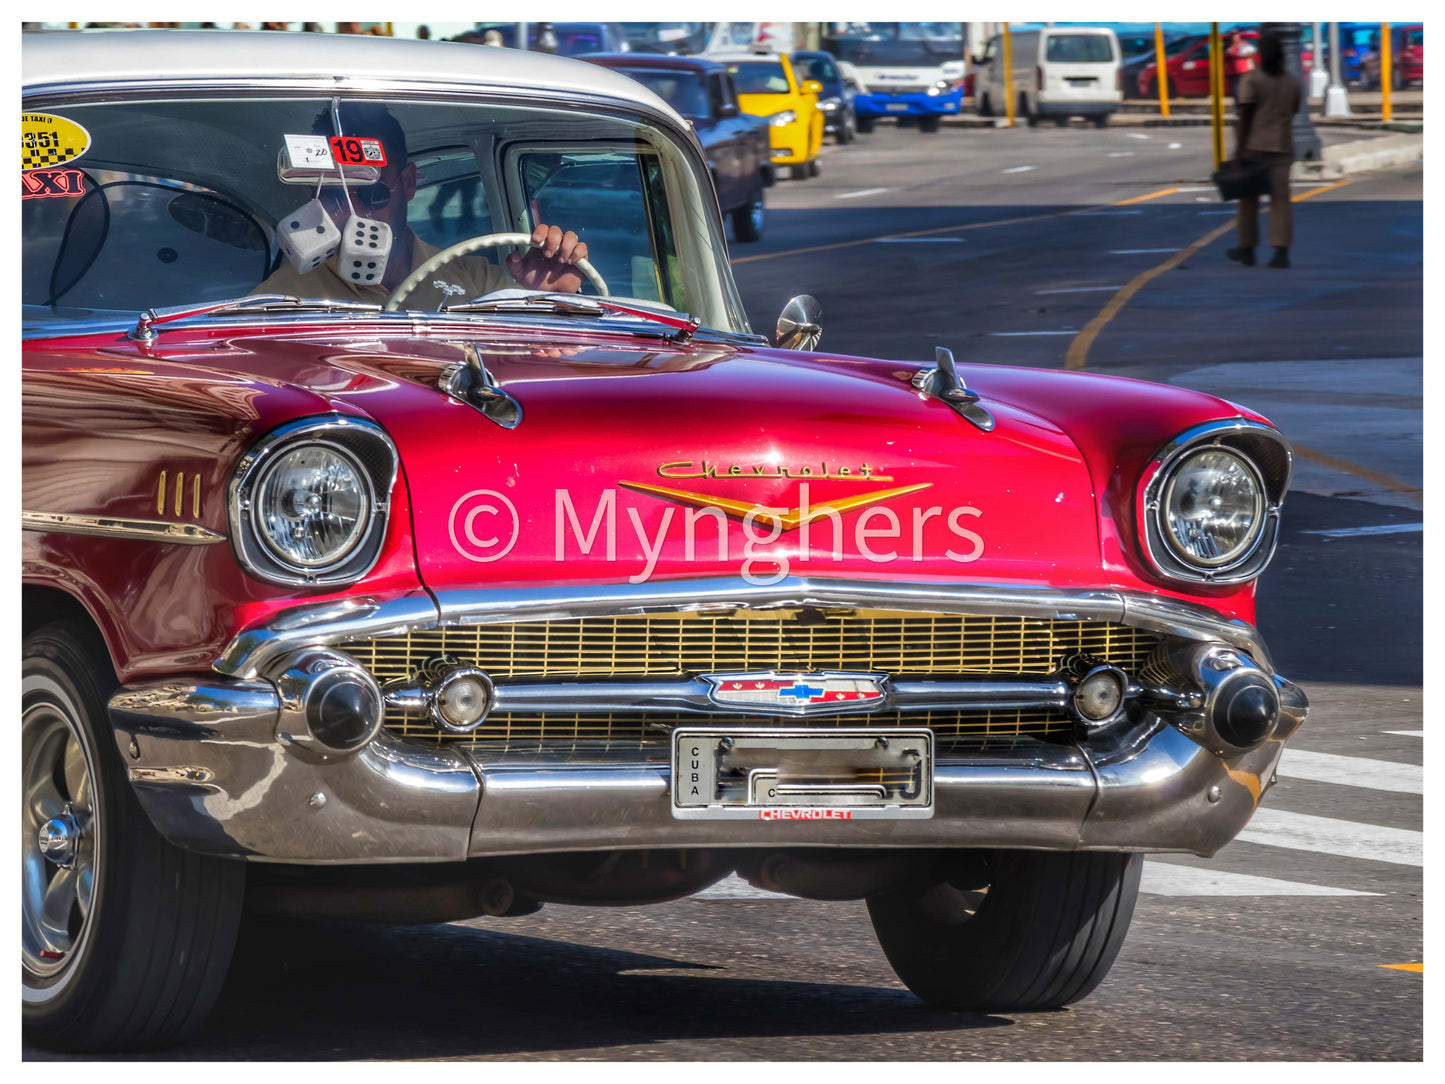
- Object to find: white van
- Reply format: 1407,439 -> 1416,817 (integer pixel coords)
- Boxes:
973,27 -> 1123,127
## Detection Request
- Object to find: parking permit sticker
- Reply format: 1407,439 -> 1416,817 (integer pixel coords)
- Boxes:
283,133 -> 335,170
22,113 -> 90,170
328,135 -> 387,167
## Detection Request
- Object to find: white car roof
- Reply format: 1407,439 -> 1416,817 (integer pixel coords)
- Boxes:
23,29 -> 685,126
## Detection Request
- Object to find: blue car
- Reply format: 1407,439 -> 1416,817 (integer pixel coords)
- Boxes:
791,50 -> 859,143
1339,23 -> 1381,86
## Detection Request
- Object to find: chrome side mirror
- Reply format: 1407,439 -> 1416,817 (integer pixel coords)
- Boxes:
775,294 -> 822,351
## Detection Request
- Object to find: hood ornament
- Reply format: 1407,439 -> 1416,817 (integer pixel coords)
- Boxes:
439,342 -> 522,429
911,347 -> 994,432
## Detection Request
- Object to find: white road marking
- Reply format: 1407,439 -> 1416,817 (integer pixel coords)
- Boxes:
1278,748 -> 1423,795
1140,862 -> 1380,897
872,237 -> 965,243
694,875 -> 788,900
1168,141 -> 1183,149
988,330 -> 1077,336
1384,730 -> 1424,737
1174,186 -> 1214,192
1126,132 -> 1151,140
1001,165 -> 1037,174
835,187 -> 890,200
1107,151 -> 1136,157
1301,523 -> 1423,539
1236,809 -> 1423,867
1110,248 -> 1181,254
1034,285 -> 1127,294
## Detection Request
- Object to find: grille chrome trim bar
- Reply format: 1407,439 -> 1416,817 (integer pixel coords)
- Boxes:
383,675 -> 1074,718
215,577 -> 1275,681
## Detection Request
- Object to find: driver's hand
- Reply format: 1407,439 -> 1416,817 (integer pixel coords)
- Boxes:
507,222 -> 589,294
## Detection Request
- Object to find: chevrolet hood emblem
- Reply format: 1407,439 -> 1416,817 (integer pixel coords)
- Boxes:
617,480 -> 932,532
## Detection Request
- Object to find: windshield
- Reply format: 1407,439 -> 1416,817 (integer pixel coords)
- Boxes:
1166,36 -> 1199,58
1046,34 -> 1115,63
727,62 -> 791,95
825,23 -> 963,68
1406,29 -> 1423,46
619,70 -> 710,117
21,93 -> 749,334
793,55 -> 840,84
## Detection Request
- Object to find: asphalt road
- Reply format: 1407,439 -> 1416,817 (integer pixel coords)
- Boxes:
27,122 -> 1422,1062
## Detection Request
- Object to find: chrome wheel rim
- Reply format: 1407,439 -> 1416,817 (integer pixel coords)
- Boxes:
22,694 -> 99,980
750,199 -> 765,233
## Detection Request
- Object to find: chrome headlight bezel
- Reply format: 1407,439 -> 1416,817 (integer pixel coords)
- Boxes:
1138,420 -> 1292,585
229,415 -> 398,587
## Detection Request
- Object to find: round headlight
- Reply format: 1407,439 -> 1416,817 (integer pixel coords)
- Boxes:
251,443 -> 371,569
1160,448 -> 1265,569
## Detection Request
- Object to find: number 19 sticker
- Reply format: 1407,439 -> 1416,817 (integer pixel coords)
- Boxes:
329,135 -> 387,167
21,113 -> 90,171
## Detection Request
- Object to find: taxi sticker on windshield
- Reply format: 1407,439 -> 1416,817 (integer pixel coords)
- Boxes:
21,168 -> 85,200
283,133 -> 336,170
328,135 -> 387,167
22,113 -> 90,171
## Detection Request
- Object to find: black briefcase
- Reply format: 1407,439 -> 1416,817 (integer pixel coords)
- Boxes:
1211,156 -> 1272,202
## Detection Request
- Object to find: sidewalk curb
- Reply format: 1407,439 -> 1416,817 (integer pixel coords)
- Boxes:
1294,132 -> 1424,180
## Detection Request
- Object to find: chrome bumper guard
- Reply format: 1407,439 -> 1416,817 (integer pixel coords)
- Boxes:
110,579 -> 1303,863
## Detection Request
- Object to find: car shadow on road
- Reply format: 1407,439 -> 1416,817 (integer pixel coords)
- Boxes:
26,917 -> 1012,1060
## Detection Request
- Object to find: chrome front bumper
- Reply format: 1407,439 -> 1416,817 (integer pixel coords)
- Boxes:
109,675 -> 1307,865
109,578 -> 1305,864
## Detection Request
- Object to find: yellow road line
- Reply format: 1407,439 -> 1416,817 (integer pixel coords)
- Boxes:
1380,962 -> 1423,973
1063,221 -> 1235,369
1113,186 -> 1180,205
1065,179 -> 1355,371
1293,444 -> 1423,504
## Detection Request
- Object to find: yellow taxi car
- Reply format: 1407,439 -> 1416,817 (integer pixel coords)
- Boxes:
715,50 -> 824,180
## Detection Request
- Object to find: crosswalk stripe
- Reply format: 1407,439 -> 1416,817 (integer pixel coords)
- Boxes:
1278,748 -> 1423,794
1384,730 -> 1424,737
1236,808 -> 1423,866
1140,862 -> 1380,897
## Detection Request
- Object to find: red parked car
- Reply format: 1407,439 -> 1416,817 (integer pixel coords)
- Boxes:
1138,30 -> 1260,98
1361,24 -> 1424,89
23,30 -> 1308,1051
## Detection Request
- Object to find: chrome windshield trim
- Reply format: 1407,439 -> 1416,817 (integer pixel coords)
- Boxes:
216,577 -> 1276,681
21,510 -> 225,545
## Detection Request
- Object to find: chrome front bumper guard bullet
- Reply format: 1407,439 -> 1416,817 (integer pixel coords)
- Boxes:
109,672 -> 1308,865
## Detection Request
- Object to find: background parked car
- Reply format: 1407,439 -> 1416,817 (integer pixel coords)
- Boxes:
712,50 -> 824,180
476,22 -> 630,56
583,53 -> 773,241
1137,32 -> 1259,98
1120,29 -> 1190,97
1360,24 -> 1423,89
791,49 -> 858,143
1339,22 -> 1380,85
621,21 -> 712,55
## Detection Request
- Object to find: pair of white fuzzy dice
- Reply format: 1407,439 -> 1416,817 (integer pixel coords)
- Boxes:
338,215 -> 393,285
276,198 -> 341,274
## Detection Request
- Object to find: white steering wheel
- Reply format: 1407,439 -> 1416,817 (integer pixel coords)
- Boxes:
383,231 -> 609,312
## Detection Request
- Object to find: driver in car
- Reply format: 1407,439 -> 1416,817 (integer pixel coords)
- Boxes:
255,103 -> 588,308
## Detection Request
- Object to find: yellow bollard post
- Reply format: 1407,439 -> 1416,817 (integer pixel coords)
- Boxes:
1210,23 -> 1225,169
1380,23 -> 1392,121
1003,24 -> 1016,127
1154,22 -> 1170,118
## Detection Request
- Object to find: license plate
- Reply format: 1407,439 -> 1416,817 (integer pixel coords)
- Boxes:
886,103 -> 911,112
671,727 -> 933,820
1067,78 -> 1097,86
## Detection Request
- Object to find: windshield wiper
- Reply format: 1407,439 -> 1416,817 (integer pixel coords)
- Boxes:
128,295 -> 382,342
442,293 -> 701,342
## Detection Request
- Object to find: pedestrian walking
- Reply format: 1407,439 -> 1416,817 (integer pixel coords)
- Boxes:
1227,31 -> 1302,269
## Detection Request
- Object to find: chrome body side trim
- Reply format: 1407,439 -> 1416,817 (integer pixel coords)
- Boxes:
21,510 -> 226,545
216,577 -> 1277,680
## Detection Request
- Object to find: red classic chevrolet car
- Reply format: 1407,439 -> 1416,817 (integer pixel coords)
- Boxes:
23,31 -> 1306,1051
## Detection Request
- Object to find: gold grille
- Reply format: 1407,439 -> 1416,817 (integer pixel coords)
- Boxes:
342,609 -> 1162,746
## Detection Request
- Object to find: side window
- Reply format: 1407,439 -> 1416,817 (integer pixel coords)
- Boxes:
716,73 -> 737,113
708,74 -> 726,116
412,149 -> 495,250
981,38 -> 998,62
518,150 -> 683,309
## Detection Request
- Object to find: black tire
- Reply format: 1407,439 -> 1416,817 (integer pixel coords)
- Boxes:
1092,113 -> 1110,129
977,92 -> 993,117
22,621 -> 245,1051
789,163 -> 808,181
855,114 -> 875,134
918,115 -> 941,133
1054,115 -> 1071,127
868,850 -> 1142,1012
806,157 -> 820,178
731,187 -> 765,243
1021,94 -> 1039,127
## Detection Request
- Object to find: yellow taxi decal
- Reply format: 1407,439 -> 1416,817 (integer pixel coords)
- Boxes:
22,113 -> 91,171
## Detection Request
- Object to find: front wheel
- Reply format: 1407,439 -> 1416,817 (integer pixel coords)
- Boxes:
23,622 -> 245,1051
855,114 -> 875,134
731,188 -> 765,242
806,157 -> 821,178
918,115 -> 941,133
868,850 -> 1142,1012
